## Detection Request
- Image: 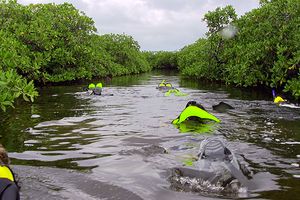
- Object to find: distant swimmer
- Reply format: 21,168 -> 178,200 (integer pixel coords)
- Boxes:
157,80 -> 174,91
272,89 -> 287,104
83,83 -> 113,96
272,89 -> 299,108
88,83 -> 103,95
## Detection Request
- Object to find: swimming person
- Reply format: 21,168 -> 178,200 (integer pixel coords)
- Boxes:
172,101 -> 220,124
195,138 -> 250,188
212,102 -> 234,112
272,89 -> 286,104
0,144 -> 20,200
85,82 -> 103,95
170,138 -> 252,195
272,89 -> 300,108
157,80 -> 173,91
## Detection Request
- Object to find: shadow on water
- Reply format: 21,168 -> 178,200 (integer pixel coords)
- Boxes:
0,86 -> 93,152
0,70 -> 299,199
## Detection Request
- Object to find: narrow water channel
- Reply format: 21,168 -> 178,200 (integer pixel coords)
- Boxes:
1,71 -> 299,200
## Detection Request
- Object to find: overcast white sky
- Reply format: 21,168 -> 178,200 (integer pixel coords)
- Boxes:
18,0 -> 260,51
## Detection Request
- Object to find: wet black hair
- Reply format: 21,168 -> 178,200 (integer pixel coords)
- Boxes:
185,101 -> 206,111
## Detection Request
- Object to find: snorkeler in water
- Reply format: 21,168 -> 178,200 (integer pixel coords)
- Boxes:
157,80 -> 174,91
88,83 -> 102,95
172,101 -> 220,124
272,89 -> 300,108
169,137 -> 252,194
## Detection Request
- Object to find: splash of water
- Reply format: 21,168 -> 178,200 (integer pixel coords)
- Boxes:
168,169 -> 248,198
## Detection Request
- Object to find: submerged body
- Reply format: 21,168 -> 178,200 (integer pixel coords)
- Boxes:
195,138 -> 249,186
91,87 -> 102,95
172,101 -> 220,124
169,138 -> 251,197
212,102 -> 234,112
272,92 -> 300,108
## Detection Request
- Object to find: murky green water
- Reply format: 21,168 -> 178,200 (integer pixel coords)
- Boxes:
1,71 -> 300,199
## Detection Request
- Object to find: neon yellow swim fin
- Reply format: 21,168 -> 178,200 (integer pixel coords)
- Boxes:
172,106 -> 220,124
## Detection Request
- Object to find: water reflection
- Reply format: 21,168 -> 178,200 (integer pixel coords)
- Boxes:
173,121 -> 218,134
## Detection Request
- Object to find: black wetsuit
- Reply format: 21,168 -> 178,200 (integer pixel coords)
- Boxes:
185,101 -> 206,110
0,178 -> 20,200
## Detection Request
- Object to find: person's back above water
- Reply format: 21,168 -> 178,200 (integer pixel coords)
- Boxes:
196,138 -> 251,188
172,101 -> 220,124
0,144 -> 20,200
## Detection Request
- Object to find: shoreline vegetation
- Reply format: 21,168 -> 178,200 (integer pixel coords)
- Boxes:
0,0 -> 299,111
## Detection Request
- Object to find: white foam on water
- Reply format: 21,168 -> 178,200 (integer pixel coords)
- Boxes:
238,187 -> 248,198
291,163 -> 299,167
281,141 -> 300,145
279,103 -> 300,109
173,176 -> 224,193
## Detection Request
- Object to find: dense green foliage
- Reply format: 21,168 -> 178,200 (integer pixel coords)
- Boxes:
98,34 -> 150,76
1,0 -> 299,111
0,0 -> 149,111
177,39 -> 211,78
143,51 -> 178,69
176,0 -> 300,99
0,69 -> 38,111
